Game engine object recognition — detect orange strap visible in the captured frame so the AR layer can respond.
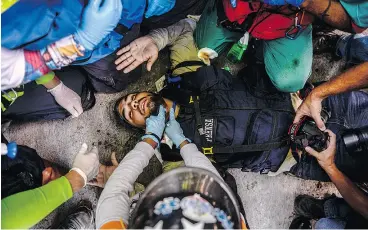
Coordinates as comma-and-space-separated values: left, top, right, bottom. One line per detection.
100, 220, 127, 229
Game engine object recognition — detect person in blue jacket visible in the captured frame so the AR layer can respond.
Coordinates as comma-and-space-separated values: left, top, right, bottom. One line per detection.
2, 0, 177, 92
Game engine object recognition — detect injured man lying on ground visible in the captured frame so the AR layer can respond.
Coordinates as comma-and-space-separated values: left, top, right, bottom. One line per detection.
113, 18, 368, 182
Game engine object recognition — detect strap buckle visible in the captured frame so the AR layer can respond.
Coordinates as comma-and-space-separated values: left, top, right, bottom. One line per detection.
202, 147, 214, 155
285, 24, 303, 40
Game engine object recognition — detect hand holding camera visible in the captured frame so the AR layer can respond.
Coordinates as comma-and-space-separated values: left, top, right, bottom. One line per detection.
305, 130, 337, 173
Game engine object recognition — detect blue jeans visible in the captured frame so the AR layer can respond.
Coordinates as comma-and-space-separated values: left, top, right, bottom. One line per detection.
290, 90, 368, 182
336, 34, 368, 64
315, 197, 368, 229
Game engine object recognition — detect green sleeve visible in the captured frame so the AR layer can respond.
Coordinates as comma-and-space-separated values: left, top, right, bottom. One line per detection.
1, 176, 73, 229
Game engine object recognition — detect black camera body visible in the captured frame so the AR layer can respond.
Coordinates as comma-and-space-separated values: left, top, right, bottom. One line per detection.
289, 109, 331, 152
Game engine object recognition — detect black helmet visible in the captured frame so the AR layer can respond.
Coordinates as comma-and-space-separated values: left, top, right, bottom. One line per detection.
130, 167, 242, 229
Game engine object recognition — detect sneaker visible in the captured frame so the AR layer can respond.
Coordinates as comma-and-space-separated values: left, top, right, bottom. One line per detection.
57, 202, 95, 229
313, 33, 340, 55
294, 195, 325, 219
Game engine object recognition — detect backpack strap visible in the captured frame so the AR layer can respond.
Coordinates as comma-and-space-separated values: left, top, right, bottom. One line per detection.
210, 138, 289, 154
168, 61, 205, 76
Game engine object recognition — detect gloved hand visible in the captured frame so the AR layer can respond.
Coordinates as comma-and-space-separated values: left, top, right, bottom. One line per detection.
145, 0, 176, 18
75, 0, 123, 50
142, 106, 166, 145
71, 143, 99, 186
230, 0, 237, 8
48, 81, 83, 118
164, 108, 189, 148
262, 0, 305, 7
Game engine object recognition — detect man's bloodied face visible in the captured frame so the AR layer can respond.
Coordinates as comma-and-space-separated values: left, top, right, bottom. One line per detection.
117, 92, 166, 128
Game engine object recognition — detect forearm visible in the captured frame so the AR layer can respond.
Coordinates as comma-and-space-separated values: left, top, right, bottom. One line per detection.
147, 18, 196, 51
1, 176, 73, 229
96, 141, 156, 228
325, 165, 368, 219
21, 35, 85, 86
180, 143, 222, 179
301, 0, 351, 31
312, 62, 368, 100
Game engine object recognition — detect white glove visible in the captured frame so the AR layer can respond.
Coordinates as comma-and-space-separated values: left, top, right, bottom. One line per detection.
71, 143, 99, 186
48, 81, 83, 117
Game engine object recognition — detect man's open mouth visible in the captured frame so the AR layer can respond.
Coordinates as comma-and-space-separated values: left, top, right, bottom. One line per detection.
139, 97, 148, 114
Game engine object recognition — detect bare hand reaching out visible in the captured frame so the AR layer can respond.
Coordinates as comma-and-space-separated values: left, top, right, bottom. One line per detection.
115, 36, 159, 73
294, 91, 326, 131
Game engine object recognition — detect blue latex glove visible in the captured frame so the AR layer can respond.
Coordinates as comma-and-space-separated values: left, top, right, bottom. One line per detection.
75, 0, 123, 50
262, 0, 305, 7
142, 106, 167, 145
145, 0, 176, 18
231, 0, 237, 8
164, 108, 189, 148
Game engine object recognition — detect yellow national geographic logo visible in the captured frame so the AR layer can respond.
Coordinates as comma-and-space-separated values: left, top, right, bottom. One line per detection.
1, 0, 18, 13
189, 96, 200, 104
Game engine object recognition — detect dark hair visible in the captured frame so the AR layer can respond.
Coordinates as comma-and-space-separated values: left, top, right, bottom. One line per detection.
1, 145, 45, 199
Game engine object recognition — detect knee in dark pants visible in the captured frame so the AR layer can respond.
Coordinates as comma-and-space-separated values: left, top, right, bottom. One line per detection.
55, 67, 96, 112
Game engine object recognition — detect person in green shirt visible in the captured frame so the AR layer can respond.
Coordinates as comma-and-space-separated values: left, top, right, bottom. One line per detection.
1, 143, 99, 229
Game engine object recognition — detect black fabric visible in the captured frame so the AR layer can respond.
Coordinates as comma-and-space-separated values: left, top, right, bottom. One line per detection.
161, 65, 294, 173
2, 67, 95, 122
1, 145, 45, 199
140, 0, 207, 33
290, 90, 368, 182
83, 24, 142, 93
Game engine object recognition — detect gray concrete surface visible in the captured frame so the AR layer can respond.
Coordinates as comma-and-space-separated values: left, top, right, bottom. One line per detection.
4, 41, 350, 228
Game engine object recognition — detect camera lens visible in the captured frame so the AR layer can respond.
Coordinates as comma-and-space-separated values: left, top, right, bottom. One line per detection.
342, 126, 368, 153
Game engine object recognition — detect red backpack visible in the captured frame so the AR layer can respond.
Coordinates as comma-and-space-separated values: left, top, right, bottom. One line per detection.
223, 0, 314, 40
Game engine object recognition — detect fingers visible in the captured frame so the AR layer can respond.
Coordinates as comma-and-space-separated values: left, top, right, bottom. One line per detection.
89, 146, 99, 156
90, 0, 102, 10
78, 143, 88, 155
73, 100, 84, 118
116, 56, 136, 71
116, 45, 131, 56
146, 53, 158, 72
115, 51, 132, 66
305, 146, 319, 158
311, 110, 326, 131
325, 129, 336, 148
158, 105, 166, 118
68, 106, 80, 118
169, 108, 175, 121
293, 110, 304, 124
123, 60, 142, 73
111, 152, 119, 166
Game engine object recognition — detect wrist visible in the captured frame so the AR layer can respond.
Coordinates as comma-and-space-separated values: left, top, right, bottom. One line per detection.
142, 138, 158, 149
310, 87, 326, 102
36, 71, 56, 85
65, 170, 85, 193
300, 0, 312, 8
179, 140, 190, 149
69, 168, 87, 187
43, 75, 61, 90
323, 163, 339, 176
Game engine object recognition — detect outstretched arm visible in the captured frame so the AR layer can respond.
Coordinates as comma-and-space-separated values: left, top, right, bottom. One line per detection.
294, 62, 368, 130
115, 18, 196, 73
300, 0, 352, 31
96, 141, 157, 228
96, 106, 166, 229
306, 130, 368, 219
